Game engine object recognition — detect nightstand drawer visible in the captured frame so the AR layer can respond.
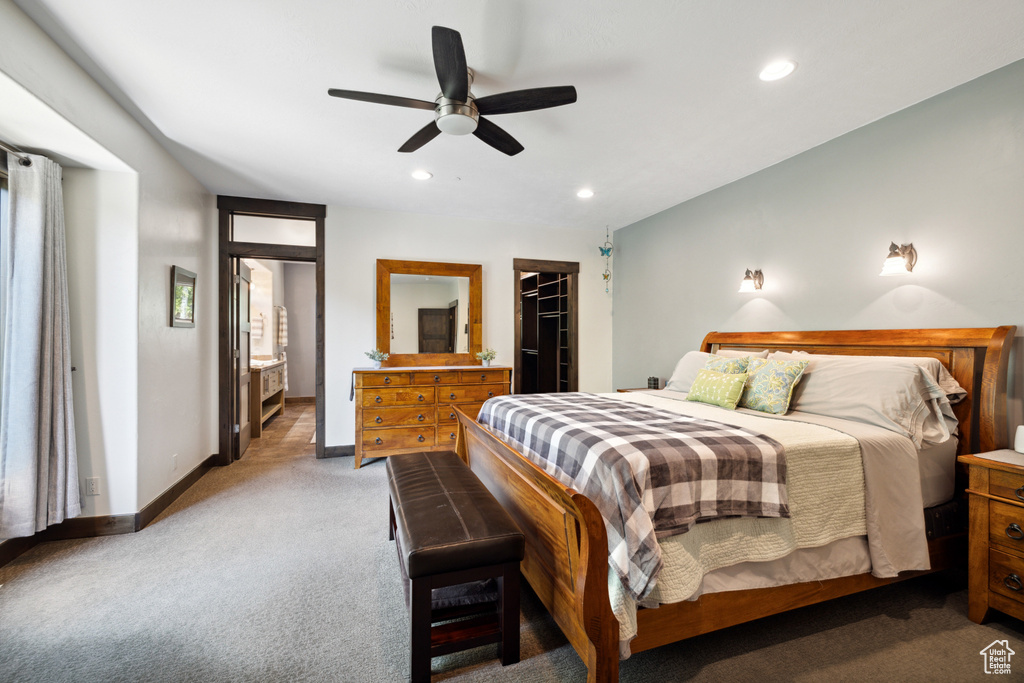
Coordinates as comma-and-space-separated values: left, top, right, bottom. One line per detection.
362, 406, 435, 429
989, 500, 1024, 553
362, 426, 435, 452
991, 469, 1024, 503
361, 373, 411, 388
989, 548, 1024, 605
361, 387, 435, 407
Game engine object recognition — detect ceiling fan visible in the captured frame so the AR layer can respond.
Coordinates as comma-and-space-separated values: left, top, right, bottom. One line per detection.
328, 26, 577, 156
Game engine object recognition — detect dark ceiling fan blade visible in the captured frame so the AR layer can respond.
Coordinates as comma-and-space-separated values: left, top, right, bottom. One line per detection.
328, 89, 436, 111
475, 86, 578, 115
473, 117, 524, 156
398, 121, 442, 153
432, 26, 468, 102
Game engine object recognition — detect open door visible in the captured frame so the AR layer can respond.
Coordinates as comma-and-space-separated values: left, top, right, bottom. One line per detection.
418, 308, 451, 352
236, 260, 252, 458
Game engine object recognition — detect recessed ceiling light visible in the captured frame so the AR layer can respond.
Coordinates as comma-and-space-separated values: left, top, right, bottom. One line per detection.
759, 60, 797, 82
576, 188, 594, 199
411, 169, 432, 180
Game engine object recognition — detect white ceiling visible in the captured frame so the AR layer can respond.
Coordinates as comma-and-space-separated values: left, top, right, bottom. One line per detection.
14, 0, 1024, 231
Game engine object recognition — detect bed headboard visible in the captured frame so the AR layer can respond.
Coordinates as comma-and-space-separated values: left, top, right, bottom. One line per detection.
699, 327, 1016, 455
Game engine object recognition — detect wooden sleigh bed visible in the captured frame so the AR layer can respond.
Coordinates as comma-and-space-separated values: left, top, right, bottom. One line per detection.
454, 327, 1016, 683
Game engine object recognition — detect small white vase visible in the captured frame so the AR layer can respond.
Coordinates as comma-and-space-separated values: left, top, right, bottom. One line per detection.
481, 359, 491, 367
372, 360, 381, 369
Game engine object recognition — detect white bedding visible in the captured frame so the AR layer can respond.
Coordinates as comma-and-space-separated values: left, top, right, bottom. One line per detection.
605, 390, 933, 653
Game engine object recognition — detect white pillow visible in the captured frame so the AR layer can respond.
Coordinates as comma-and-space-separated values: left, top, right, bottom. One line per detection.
665, 351, 710, 392
771, 351, 956, 446
716, 348, 770, 359
770, 351, 966, 403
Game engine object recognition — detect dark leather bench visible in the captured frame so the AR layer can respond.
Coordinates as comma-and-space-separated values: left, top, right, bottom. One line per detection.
387, 450, 524, 682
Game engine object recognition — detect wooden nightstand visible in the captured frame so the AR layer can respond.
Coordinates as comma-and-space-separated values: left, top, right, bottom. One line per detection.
960, 451, 1024, 624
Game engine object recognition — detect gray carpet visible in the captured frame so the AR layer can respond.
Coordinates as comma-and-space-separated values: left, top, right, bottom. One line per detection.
1, 452, 1022, 682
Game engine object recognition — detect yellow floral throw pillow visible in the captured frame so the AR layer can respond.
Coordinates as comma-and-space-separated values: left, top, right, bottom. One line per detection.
739, 358, 810, 414
704, 354, 750, 374
686, 369, 749, 410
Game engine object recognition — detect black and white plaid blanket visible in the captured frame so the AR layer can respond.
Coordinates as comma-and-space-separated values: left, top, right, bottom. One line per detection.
478, 393, 789, 600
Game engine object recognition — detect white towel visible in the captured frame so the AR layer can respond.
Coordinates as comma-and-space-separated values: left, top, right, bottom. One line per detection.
251, 312, 264, 340
281, 352, 289, 392
277, 307, 288, 347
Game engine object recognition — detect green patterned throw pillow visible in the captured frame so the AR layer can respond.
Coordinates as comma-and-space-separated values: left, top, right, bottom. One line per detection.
704, 354, 751, 374
686, 369, 749, 410
739, 358, 810, 414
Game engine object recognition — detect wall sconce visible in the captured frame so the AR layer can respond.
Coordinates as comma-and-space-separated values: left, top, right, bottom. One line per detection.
738, 269, 763, 293
880, 242, 917, 276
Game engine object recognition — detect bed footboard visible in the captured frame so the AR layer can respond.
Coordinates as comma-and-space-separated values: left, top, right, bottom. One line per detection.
456, 409, 619, 683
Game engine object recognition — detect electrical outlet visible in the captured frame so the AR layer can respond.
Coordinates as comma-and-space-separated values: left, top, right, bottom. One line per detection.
86, 477, 100, 496
172, 454, 178, 471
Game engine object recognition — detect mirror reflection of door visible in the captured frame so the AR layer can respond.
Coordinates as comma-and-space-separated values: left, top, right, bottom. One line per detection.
236, 260, 252, 457
418, 308, 452, 353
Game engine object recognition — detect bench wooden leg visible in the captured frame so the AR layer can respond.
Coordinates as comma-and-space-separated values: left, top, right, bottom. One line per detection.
499, 561, 521, 665
410, 576, 432, 683
388, 496, 395, 541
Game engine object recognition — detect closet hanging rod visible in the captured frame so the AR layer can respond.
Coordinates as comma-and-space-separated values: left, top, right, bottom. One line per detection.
0, 139, 32, 166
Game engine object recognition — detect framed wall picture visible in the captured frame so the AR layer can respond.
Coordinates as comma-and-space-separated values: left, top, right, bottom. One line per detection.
171, 265, 197, 328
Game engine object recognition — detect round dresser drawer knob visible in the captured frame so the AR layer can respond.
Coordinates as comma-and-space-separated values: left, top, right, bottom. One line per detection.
1007, 523, 1024, 541
417, 394, 425, 402
450, 393, 456, 400
434, 375, 440, 382
374, 416, 383, 424
1016, 485, 1024, 502
481, 374, 487, 380
417, 435, 425, 442
384, 376, 391, 384
375, 396, 382, 403
417, 414, 425, 422
449, 432, 456, 440
374, 437, 382, 445
450, 413, 456, 420
488, 391, 494, 397
1005, 573, 1023, 592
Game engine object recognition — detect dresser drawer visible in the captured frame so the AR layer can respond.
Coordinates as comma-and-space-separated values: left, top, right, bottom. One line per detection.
362, 406, 435, 429
437, 426, 460, 446
989, 548, 1024, 605
362, 426, 436, 452
460, 370, 507, 384
412, 371, 460, 385
439, 403, 485, 423
360, 373, 411, 388
440, 384, 507, 404
990, 500, 1024, 553
361, 387, 435, 407
991, 469, 1024, 503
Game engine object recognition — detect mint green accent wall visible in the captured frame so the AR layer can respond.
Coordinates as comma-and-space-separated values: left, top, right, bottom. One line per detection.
614, 59, 1024, 435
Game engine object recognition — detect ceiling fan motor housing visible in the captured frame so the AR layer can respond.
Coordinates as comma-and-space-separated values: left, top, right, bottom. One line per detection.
435, 96, 479, 135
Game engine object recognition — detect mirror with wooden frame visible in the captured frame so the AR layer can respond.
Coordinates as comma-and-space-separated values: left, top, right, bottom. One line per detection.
376, 259, 482, 367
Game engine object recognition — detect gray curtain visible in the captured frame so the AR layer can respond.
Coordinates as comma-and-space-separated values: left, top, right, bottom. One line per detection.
0, 154, 80, 539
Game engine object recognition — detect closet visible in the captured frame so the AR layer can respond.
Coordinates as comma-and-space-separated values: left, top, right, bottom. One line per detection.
513, 259, 579, 394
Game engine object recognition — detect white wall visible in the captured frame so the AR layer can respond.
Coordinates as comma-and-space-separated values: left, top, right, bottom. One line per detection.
1, 0, 218, 514
613, 58, 1024, 441
283, 262, 316, 398
324, 206, 613, 447
61, 169, 139, 516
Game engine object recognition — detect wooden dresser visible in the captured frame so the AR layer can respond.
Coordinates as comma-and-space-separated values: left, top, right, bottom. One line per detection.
353, 365, 511, 469
251, 359, 286, 438
960, 451, 1024, 623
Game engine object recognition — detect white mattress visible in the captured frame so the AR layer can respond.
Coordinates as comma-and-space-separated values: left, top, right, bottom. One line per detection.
692, 436, 957, 598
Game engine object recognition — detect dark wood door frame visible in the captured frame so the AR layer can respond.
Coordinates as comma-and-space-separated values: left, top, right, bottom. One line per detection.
217, 195, 326, 463
512, 258, 579, 394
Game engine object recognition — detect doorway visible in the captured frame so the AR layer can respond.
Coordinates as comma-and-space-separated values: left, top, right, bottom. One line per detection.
217, 196, 326, 464
513, 258, 579, 394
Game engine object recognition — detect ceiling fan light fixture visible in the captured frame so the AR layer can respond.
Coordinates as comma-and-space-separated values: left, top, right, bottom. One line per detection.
759, 60, 797, 81
435, 98, 479, 135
